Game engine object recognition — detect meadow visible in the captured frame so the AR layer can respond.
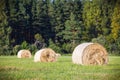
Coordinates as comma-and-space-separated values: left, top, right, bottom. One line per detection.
0, 55, 120, 80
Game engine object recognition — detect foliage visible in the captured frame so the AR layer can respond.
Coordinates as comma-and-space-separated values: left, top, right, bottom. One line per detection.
20, 41, 29, 49
13, 45, 21, 55
62, 43, 75, 54
0, 0, 12, 55
28, 44, 38, 55
12, 42, 37, 55
111, 0, 120, 40
34, 33, 44, 42
92, 35, 106, 46
107, 37, 120, 54
0, 0, 120, 55
48, 39, 61, 54
63, 12, 82, 45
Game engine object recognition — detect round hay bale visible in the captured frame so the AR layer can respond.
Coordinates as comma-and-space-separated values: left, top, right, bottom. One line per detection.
17, 50, 32, 58
34, 48, 58, 62
56, 53, 61, 58
72, 43, 108, 65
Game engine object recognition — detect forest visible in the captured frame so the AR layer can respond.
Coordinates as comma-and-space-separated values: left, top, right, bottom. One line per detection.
0, 0, 120, 55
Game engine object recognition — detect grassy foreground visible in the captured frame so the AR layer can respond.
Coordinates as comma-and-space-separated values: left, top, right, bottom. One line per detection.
0, 56, 120, 80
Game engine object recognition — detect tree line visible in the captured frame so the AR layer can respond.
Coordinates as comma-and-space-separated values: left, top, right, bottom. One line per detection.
0, 0, 120, 55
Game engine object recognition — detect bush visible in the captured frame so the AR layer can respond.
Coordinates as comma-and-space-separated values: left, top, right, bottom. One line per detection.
12, 41, 38, 55
92, 35, 106, 46
0, 45, 12, 55
48, 39, 61, 54
62, 43, 75, 54
107, 37, 120, 55
29, 44, 38, 55
13, 45, 21, 55
20, 41, 29, 49
92, 35, 120, 55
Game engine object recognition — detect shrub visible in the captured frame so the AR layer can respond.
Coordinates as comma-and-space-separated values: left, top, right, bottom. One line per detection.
92, 35, 106, 46
13, 45, 21, 55
21, 41, 29, 49
48, 39, 61, 54
29, 44, 38, 55
0, 45, 12, 55
62, 43, 74, 54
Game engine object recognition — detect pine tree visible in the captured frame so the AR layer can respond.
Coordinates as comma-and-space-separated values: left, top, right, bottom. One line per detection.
23, 0, 34, 43
47, 0, 56, 40
63, 12, 82, 45
0, 0, 12, 55
8, 0, 26, 45
9, 0, 36, 45
73, 0, 83, 21
62, 0, 73, 20
53, 0, 65, 44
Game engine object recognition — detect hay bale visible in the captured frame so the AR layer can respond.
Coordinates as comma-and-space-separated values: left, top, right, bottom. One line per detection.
56, 53, 61, 58
34, 48, 59, 62
17, 50, 32, 58
72, 43, 108, 65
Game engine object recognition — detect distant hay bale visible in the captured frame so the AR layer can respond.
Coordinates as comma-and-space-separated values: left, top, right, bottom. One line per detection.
72, 43, 108, 65
17, 50, 32, 58
55, 53, 61, 61
34, 48, 59, 62
56, 53, 61, 58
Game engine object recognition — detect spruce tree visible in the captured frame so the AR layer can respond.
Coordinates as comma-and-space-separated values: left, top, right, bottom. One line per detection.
54, 0, 65, 44
63, 12, 82, 45
0, 0, 12, 55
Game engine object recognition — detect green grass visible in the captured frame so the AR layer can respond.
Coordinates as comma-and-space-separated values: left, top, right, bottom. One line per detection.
0, 56, 120, 80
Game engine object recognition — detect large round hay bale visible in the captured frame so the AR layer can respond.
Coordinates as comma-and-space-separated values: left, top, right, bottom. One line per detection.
17, 50, 32, 58
34, 48, 58, 62
72, 43, 108, 65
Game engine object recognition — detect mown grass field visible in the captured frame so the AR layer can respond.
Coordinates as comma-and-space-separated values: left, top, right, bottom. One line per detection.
0, 56, 120, 80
